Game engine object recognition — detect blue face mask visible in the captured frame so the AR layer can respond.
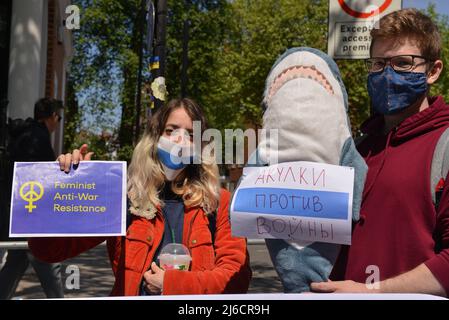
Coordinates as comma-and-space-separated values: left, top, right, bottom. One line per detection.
157, 135, 196, 181
367, 66, 428, 115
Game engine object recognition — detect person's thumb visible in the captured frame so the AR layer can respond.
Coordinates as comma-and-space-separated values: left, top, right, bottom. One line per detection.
79, 144, 89, 154
79, 144, 94, 160
84, 152, 94, 161
151, 262, 162, 273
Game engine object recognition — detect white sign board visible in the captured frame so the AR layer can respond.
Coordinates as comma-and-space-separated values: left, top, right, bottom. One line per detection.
328, 0, 402, 59
230, 161, 354, 245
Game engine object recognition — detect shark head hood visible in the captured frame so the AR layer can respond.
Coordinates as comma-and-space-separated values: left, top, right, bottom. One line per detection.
243, 47, 367, 293
258, 47, 351, 166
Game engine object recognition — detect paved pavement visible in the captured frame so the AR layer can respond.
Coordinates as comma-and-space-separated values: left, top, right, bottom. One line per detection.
11, 243, 283, 299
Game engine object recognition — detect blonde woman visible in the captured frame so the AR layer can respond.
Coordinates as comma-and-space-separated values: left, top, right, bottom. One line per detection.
29, 98, 252, 295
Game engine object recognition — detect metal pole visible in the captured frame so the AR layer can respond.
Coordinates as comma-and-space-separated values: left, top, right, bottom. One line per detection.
180, 1, 190, 98
0, 241, 29, 250
153, 0, 167, 111
134, 0, 146, 144
247, 239, 265, 245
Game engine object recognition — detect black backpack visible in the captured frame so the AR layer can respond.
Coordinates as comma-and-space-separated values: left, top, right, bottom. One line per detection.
0, 118, 32, 240
430, 127, 449, 210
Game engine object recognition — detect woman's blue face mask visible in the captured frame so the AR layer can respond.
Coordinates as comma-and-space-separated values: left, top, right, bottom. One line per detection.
157, 135, 196, 181
367, 66, 428, 115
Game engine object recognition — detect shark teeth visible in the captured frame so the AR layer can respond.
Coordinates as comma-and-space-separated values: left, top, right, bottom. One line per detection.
267, 65, 335, 101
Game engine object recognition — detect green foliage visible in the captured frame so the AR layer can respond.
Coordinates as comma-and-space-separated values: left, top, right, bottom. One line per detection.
165, 0, 449, 136
336, 59, 371, 136
425, 4, 449, 103
165, 0, 232, 124
163, 0, 370, 135
69, 0, 143, 162
63, 78, 80, 152
66, 0, 449, 161
69, 129, 118, 160
202, 0, 329, 130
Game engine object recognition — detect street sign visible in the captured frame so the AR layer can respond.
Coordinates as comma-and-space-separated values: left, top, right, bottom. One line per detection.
328, 0, 402, 59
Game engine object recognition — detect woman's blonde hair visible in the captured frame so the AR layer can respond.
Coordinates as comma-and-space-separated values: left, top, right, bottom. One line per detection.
127, 98, 220, 219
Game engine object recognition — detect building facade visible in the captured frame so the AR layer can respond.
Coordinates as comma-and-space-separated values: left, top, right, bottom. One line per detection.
1, 0, 72, 154
0, 0, 73, 240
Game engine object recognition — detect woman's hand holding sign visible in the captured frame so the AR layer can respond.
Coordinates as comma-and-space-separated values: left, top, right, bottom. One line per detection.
58, 144, 94, 173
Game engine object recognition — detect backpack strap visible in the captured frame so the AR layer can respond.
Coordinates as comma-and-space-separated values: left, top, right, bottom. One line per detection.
356, 130, 449, 211
431, 127, 449, 210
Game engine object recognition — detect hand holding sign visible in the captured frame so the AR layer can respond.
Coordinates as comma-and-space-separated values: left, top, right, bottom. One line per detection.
58, 144, 94, 173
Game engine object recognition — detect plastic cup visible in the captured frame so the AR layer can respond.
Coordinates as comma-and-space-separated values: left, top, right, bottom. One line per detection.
158, 243, 191, 271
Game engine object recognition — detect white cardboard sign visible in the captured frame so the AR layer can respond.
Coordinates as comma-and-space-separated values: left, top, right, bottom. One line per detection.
230, 161, 354, 245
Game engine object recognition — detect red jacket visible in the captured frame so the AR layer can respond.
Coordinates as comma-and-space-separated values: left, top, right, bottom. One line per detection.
29, 189, 252, 295
331, 96, 449, 295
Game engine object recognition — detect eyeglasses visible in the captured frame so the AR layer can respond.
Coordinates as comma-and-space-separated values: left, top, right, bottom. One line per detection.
365, 55, 431, 73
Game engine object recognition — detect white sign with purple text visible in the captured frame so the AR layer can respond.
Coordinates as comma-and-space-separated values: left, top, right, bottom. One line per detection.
230, 161, 354, 245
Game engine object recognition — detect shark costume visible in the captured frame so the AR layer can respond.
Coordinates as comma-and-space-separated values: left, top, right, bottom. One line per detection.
243, 47, 368, 292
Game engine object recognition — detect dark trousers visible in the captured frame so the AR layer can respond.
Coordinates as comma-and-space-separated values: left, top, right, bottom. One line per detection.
0, 250, 64, 299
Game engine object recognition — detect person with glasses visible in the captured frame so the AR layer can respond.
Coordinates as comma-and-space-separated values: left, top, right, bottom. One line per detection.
312, 9, 449, 297
0, 98, 65, 299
